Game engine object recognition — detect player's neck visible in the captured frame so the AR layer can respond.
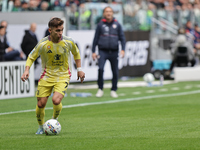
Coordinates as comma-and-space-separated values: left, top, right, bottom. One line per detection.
49, 35, 61, 43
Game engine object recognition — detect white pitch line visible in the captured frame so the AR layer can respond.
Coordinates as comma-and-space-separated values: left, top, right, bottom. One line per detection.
1, 90, 200, 116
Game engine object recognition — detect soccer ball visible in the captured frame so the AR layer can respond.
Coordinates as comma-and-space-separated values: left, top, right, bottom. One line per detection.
43, 119, 61, 135
143, 73, 155, 83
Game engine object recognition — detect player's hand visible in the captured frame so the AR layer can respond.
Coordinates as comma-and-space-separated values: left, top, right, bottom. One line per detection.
77, 71, 85, 83
21, 70, 29, 82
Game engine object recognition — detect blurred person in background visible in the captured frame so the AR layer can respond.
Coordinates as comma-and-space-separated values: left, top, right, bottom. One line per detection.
21, 1, 29, 11
92, 6, 126, 98
28, 0, 39, 11
21, 23, 39, 66
185, 20, 195, 44
194, 24, 200, 50
68, 3, 79, 30
0, 24, 22, 61
66, 0, 80, 6
52, 0, 65, 11
79, 3, 92, 30
38, 1, 51, 11
12, 0, 21, 11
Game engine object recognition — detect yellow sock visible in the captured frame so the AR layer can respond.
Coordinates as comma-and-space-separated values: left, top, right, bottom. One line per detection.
36, 105, 45, 125
53, 103, 62, 119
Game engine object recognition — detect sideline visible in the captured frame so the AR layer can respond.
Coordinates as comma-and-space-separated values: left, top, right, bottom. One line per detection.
1, 90, 200, 116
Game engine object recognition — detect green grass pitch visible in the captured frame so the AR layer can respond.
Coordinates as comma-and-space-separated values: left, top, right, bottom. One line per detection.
1, 80, 200, 150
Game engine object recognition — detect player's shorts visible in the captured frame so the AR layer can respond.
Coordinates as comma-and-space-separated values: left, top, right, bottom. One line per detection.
36, 79, 70, 97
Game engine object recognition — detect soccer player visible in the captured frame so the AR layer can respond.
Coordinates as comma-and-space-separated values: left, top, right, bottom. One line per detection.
21, 17, 85, 134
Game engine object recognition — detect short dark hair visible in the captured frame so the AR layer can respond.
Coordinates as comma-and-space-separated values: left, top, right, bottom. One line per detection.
48, 17, 64, 28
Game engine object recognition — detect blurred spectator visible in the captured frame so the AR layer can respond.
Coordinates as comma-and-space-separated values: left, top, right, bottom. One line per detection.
185, 20, 195, 44
179, 3, 192, 25
150, 0, 165, 9
0, 22, 22, 61
79, 3, 92, 29
28, 0, 39, 11
66, 0, 80, 6
123, 0, 136, 30
38, 1, 51, 11
12, 0, 22, 12
21, 1, 29, 11
194, 24, 200, 50
68, 3, 79, 30
21, 23, 39, 65
52, 0, 65, 11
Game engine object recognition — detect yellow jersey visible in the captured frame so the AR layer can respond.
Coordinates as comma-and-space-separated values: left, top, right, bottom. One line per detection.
26, 35, 81, 82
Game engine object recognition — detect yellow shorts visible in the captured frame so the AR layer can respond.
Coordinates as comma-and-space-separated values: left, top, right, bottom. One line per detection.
36, 79, 70, 97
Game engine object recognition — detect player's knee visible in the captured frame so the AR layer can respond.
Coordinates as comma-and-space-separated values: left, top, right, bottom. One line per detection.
37, 98, 47, 108
52, 97, 62, 105
37, 101, 46, 108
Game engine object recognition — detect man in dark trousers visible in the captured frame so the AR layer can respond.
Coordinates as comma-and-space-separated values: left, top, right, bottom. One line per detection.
21, 23, 38, 65
92, 6, 126, 98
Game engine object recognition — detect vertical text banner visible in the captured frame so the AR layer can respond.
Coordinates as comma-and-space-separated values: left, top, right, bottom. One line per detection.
0, 61, 35, 100
118, 31, 151, 77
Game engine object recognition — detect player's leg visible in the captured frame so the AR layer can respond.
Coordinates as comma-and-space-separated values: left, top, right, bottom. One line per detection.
52, 81, 69, 119
52, 92, 64, 119
36, 97, 48, 126
35, 79, 54, 134
35, 97, 48, 134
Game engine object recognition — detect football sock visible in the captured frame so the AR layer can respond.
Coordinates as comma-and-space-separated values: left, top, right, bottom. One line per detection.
36, 105, 45, 126
53, 103, 62, 119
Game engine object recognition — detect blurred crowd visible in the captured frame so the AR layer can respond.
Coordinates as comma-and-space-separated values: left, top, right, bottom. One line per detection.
0, 0, 122, 12
123, 0, 200, 31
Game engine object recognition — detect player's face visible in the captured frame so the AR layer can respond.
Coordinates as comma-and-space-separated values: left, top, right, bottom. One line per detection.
50, 25, 64, 42
103, 7, 113, 21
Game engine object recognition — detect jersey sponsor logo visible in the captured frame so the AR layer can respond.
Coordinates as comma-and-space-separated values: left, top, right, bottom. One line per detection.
54, 54, 61, 60
47, 45, 51, 49
47, 50, 52, 53
52, 54, 63, 66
